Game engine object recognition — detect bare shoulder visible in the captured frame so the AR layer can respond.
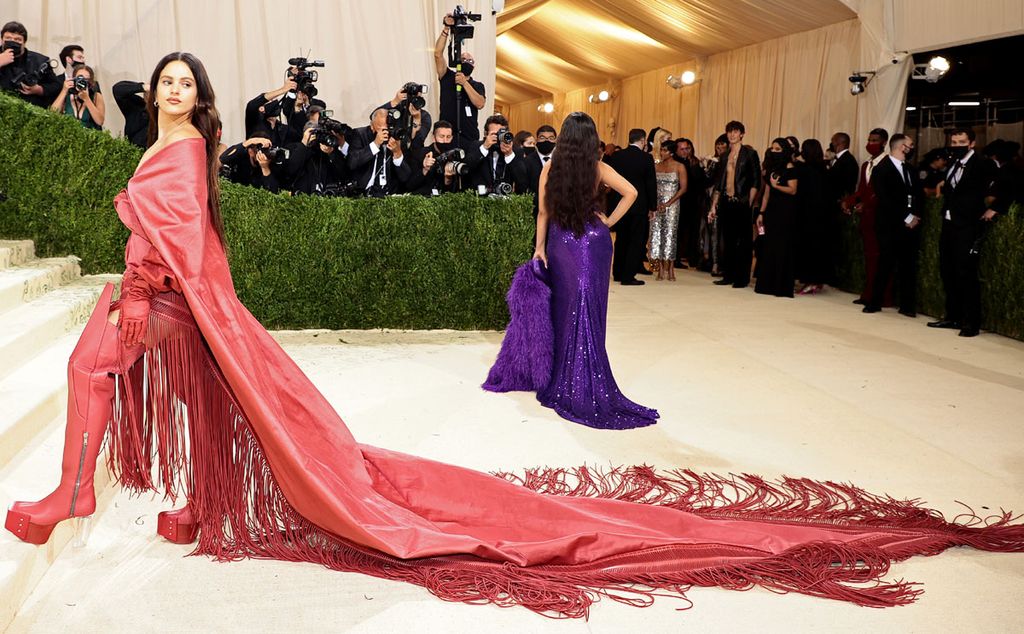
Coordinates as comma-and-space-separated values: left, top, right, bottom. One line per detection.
167, 125, 204, 143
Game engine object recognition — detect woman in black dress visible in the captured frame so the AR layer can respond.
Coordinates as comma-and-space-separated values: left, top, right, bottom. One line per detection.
754, 138, 799, 297
795, 139, 831, 294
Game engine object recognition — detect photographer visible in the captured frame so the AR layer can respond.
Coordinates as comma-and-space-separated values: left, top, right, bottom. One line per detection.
469, 114, 528, 196
347, 108, 413, 196
378, 82, 432, 149
0, 21, 61, 108
286, 118, 353, 196
50, 63, 104, 129
434, 10, 486, 150
244, 80, 301, 147
112, 80, 149, 147
218, 130, 284, 194
406, 120, 469, 195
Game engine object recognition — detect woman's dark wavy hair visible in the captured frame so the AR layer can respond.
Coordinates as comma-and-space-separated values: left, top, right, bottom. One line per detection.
546, 112, 601, 236
801, 138, 825, 166
146, 52, 225, 245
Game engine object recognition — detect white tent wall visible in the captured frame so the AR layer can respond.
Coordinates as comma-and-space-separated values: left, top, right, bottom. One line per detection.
1, 0, 498, 146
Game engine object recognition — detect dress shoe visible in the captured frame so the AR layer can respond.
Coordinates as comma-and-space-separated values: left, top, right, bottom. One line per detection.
621, 279, 645, 286
731, 282, 749, 289
898, 309, 917, 318
958, 327, 980, 337
713, 279, 733, 286
862, 305, 881, 313
927, 319, 960, 329
852, 298, 865, 305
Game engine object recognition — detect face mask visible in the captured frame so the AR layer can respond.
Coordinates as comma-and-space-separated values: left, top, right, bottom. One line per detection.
827, 144, 835, 153
434, 141, 452, 154
522, 146, 537, 156
866, 141, 884, 156
460, 61, 474, 76
2, 40, 23, 56
536, 140, 555, 155
903, 147, 916, 160
948, 146, 969, 160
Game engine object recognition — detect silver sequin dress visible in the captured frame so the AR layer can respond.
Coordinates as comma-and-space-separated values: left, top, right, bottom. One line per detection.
650, 170, 680, 261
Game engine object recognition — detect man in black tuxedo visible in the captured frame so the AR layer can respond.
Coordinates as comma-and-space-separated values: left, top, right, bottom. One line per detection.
708, 121, 761, 288
863, 134, 922, 316
605, 128, 657, 285
468, 114, 528, 195
927, 128, 998, 337
827, 132, 859, 201
347, 108, 413, 196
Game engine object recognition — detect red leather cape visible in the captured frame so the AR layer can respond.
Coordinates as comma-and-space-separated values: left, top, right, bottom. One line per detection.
108, 138, 1021, 618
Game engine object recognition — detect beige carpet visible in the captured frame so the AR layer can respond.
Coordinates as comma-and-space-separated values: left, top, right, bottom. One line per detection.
8, 270, 1024, 633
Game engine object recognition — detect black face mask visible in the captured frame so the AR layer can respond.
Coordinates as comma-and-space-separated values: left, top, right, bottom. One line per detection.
433, 141, 452, 154
827, 143, 835, 153
903, 147, 916, 160
536, 140, 555, 155
460, 61, 474, 76
948, 146, 969, 160
522, 146, 537, 156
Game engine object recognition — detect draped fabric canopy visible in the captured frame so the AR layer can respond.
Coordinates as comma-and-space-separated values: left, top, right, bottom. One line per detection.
495, 0, 857, 104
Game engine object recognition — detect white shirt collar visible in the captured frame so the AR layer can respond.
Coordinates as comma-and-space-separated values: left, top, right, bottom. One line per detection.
835, 148, 848, 159
888, 155, 905, 169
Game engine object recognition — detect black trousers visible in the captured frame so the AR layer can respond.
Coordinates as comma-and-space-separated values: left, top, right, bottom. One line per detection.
869, 227, 919, 312
720, 198, 754, 286
612, 210, 646, 281
939, 220, 983, 328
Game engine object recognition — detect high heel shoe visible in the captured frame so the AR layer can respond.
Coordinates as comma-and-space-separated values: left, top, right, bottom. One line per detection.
157, 506, 199, 544
5, 285, 118, 546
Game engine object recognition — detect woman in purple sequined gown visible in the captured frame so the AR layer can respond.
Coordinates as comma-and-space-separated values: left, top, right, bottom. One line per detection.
533, 113, 659, 429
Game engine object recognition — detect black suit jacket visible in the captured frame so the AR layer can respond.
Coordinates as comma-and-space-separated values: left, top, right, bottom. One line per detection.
605, 145, 657, 218
112, 81, 149, 148
827, 150, 859, 202
346, 125, 413, 194
871, 157, 921, 239
714, 144, 761, 201
943, 153, 997, 226
468, 145, 529, 194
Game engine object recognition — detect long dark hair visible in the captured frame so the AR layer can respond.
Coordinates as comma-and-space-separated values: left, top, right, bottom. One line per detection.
145, 52, 225, 245
546, 112, 600, 236
800, 138, 825, 167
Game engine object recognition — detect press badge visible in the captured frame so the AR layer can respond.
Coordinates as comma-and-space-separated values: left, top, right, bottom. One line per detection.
465, 105, 472, 117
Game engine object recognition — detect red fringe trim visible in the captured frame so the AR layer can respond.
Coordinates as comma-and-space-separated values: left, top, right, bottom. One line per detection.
104, 292, 1024, 619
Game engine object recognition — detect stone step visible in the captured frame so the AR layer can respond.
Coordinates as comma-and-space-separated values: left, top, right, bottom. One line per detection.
0, 275, 120, 384
0, 413, 116, 631
0, 330, 82, 472
0, 257, 82, 317
0, 240, 36, 270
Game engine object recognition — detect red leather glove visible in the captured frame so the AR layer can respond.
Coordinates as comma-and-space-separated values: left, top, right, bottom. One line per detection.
118, 270, 156, 346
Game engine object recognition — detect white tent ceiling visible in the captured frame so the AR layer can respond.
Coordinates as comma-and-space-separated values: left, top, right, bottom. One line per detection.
495, 0, 857, 104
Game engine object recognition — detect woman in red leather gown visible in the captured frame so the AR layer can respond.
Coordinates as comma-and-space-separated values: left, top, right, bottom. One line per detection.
5, 53, 1023, 619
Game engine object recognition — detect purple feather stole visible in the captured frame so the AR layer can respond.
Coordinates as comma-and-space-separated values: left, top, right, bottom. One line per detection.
483, 259, 553, 392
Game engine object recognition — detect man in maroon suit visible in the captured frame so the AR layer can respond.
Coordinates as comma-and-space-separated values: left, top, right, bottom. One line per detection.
842, 128, 892, 305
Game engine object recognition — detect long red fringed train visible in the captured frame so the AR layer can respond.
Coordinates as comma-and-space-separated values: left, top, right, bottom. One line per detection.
102, 291, 1024, 619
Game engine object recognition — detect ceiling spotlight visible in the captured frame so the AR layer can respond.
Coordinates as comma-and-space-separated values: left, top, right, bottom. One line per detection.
666, 74, 683, 89
680, 70, 696, 85
912, 56, 951, 83
848, 71, 875, 95
598, 90, 610, 101
536, 102, 554, 113
928, 56, 950, 72
588, 94, 596, 103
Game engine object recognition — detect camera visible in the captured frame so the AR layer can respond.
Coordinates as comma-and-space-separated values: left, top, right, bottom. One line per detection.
319, 114, 351, 137
450, 5, 482, 41
261, 146, 289, 163
10, 58, 58, 88
262, 98, 283, 117
401, 82, 427, 110
494, 181, 514, 196
433, 148, 469, 176
311, 128, 340, 149
72, 75, 90, 93
496, 127, 514, 145
287, 56, 325, 98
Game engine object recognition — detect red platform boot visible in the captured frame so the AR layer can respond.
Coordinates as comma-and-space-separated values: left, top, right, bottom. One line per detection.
5, 285, 120, 545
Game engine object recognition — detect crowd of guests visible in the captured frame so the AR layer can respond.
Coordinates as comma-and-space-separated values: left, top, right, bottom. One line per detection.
592, 118, 1024, 338
5, 20, 1024, 336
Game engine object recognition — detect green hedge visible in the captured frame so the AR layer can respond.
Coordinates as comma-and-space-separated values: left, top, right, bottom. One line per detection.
834, 196, 1023, 341
0, 94, 533, 330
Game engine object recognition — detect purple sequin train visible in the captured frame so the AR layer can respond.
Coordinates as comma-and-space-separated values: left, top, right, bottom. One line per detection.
484, 220, 658, 430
